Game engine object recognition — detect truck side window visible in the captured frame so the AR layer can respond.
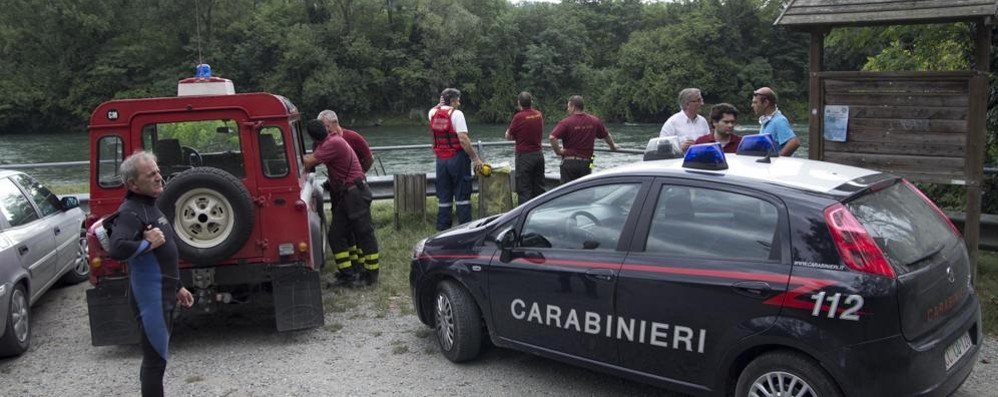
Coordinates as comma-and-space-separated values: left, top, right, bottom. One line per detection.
97, 135, 124, 188
259, 127, 289, 178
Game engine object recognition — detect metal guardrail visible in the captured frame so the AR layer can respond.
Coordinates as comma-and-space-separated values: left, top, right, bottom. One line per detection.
6, 141, 996, 251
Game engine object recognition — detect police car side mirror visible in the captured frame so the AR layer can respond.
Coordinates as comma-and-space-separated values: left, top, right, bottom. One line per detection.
495, 227, 516, 263
495, 227, 516, 250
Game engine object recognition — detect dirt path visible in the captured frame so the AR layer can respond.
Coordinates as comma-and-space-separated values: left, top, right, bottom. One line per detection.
1, 282, 993, 396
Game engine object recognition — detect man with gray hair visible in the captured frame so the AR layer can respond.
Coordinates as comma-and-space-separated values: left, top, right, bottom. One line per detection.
318, 109, 373, 172
108, 150, 193, 396
659, 88, 709, 152
317, 109, 375, 282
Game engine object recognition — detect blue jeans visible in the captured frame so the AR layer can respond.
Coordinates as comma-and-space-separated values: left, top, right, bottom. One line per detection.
435, 151, 473, 230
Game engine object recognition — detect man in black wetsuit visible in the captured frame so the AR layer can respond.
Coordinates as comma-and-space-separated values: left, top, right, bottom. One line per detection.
107, 151, 193, 397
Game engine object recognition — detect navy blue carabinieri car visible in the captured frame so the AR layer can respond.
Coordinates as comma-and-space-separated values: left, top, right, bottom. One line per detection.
409, 138, 979, 397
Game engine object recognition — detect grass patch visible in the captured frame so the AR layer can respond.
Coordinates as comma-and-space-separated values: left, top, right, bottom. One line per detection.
975, 251, 998, 335
414, 328, 433, 339
49, 183, 89, 196
373, 331, 382, 337
320, 199, 440, 317
324, 323, 343, 333
185, 375, 205, 383
390, 339, 410, 354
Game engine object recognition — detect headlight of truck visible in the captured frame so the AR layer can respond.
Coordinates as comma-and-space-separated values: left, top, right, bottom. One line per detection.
411, 238, 427, 260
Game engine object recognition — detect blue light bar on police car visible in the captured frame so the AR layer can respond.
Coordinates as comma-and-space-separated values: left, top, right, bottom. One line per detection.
682, 143, 728, 170
736, 133, 779, 157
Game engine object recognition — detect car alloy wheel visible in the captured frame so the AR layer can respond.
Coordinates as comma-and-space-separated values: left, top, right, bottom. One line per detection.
436, 293, 456, 351
748, 371, 815, 397
73, 233, 89, 276
736, 351, 841, 397
10, 287, 28, 344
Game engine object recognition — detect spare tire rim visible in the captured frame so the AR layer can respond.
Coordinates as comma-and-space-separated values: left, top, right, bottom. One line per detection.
11, 287, 28, 343
174, 187, 236, 249
435, 293, 455, 351
749, 371, 815, 397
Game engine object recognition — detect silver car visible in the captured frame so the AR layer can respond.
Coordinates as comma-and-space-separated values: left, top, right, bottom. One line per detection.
0, 170, 88, 357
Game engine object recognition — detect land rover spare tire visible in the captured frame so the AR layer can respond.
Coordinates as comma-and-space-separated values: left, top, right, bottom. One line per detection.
157, 167, 254, 264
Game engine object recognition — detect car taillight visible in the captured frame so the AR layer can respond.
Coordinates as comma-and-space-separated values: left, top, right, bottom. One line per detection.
824, 203, 895, 279
901, 179, 962, 238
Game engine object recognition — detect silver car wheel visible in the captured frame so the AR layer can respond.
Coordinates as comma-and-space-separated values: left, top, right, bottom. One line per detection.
749, 371, 815, 397
435, 293, 455, 351
10, 287, 28, 343
175, 187, 236, 249
73, 233, 89, 276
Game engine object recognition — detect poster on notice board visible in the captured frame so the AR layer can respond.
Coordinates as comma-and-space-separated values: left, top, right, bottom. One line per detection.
823, 105, 849, 142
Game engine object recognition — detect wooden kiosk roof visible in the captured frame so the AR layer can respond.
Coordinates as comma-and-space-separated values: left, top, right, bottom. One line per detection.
776, 0, 998, 27
771, 0, 995, 277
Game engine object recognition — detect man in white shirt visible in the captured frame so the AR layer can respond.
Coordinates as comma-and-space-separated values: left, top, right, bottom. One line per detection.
659, 88, 709, 152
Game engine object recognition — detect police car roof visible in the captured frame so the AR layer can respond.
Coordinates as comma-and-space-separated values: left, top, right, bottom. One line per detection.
602, 154, 883, 195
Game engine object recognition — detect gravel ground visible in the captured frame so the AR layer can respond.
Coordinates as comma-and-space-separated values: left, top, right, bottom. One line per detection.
1, 281, 995, 396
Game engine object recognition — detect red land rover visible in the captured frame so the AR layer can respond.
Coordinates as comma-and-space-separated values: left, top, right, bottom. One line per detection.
84, 73, 327, 346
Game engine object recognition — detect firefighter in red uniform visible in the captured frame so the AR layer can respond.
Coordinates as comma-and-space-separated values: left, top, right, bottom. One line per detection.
317, 109, 378, 284
549, 95, 618, 184
303, 119, 379, 287
504, 91, 545, 205
429, 88, 484, 231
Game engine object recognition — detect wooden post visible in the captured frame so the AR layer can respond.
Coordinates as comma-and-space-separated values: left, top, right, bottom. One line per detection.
966, 18, 991, 283
808, 29, 826, 160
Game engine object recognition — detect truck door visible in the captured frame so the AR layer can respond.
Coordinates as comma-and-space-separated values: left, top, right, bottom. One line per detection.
134, 113, 262, 263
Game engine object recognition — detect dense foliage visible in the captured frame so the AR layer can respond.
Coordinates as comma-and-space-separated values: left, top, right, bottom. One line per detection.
0, 0, 808, 133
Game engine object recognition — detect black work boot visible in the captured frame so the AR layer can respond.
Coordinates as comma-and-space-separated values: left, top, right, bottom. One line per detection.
363, 269, 379, 286
326, 268, 362, 289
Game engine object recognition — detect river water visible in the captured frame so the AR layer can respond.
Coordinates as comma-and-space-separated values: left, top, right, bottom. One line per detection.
0, 122, 808, 190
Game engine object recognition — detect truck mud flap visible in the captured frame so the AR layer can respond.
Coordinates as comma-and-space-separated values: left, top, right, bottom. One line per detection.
271, 266, 325, 332
86, 283, 140, 346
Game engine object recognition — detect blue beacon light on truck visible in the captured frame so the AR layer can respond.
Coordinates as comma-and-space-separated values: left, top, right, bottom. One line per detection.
682, 143, 728, 170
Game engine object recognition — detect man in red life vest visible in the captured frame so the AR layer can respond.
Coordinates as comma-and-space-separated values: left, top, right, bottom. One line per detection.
429, 88, 484, 231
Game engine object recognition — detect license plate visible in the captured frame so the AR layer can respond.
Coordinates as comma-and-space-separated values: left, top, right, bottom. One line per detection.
944, 332, 973, 370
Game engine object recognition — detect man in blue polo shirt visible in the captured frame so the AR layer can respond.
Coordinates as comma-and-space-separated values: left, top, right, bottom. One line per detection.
751, 87, 799, 156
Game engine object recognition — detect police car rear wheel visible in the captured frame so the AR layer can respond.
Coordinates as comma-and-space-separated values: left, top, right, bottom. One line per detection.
434, 281, 482, 363
736, 351, 841, 397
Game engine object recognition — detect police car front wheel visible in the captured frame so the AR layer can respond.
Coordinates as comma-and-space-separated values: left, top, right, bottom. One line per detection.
434, 280, 482, 363
735, 351, 842, 397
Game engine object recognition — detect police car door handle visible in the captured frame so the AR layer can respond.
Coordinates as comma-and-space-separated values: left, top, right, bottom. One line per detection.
586, 269, 615, 282
732, 281, 772, 298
